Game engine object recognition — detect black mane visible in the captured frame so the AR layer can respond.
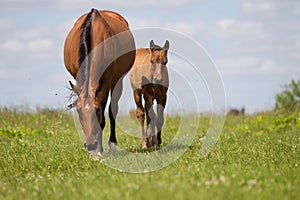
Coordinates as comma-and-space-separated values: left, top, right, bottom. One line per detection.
78, 8, 94, 98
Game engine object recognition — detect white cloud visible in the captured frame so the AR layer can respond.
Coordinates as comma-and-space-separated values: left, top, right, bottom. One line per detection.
218, 19, 235, 30
293, 34, 300, 50
215, 18, 268, 40
259, 60, 274, 73
0, 0, 51, 11
129, 18, 161, 29
294, 5, 300, 16
216, 56, 299, 77
2, 40, 25, 52
0, 0, 193, 11
0, 18, 11, 30
57, 0, 192, 8
0, 69, 9, 79
242, 1, 274, 13
1, 39, 53, 53
11, 26, 51, 40
27, 39, 53, 52
165, 21, 204, 37
0, 68, 29, 79
216, 56, 260, 76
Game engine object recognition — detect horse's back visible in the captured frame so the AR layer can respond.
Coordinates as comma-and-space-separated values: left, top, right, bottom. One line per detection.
130, 48, 151, 91
132, 48, 151, 68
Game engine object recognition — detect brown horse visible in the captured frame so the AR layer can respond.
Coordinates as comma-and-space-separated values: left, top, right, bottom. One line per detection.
228, 107, 245, 116
63, 9, 136, 157
130, 40, 169, 149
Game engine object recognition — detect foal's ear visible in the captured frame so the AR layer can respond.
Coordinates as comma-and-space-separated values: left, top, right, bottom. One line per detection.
150, 40, 155, 50
163, 40, 169, 51
69, 81, 79, 94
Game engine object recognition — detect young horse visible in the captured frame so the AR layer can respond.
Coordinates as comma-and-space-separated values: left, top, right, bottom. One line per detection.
64, 9, 136, 158
130, 40, 169, 149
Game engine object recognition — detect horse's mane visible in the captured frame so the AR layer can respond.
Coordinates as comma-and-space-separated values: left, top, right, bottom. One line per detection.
78, 9, 94, 98
78, 9, 112, 98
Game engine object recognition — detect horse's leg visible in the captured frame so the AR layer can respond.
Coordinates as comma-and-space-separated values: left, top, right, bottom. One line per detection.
133, 89, 146, 149
95, 87, 110, 154
108, 79, 123, 153
156, 94, 167, 147
144, 93, 158, 148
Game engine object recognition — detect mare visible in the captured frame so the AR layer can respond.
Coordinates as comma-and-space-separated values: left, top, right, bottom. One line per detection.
64, 9, 136, 158
130, 40, 169, 149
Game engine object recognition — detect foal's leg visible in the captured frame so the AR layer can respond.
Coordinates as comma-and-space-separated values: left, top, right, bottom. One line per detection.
144, 94, 158, 148
156, 94, 167, 147
108, 79, 123, 153
133, 89, 146, 149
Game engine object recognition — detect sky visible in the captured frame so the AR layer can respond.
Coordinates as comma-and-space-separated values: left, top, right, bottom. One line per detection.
0, 0, 299, 114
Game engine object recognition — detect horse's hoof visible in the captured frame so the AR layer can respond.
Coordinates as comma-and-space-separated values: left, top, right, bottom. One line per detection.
88, 150, 101, 160
109, 142, 118, 154
85, 142, 97, 151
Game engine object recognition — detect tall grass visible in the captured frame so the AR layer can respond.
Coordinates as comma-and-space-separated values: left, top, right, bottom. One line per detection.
0, 107, 299, 199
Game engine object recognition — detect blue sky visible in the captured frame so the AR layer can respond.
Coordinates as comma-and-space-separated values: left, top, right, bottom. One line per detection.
0, 0, 299, 114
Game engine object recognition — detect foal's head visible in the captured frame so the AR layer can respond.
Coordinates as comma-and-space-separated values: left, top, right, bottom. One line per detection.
149, 40, 169, 84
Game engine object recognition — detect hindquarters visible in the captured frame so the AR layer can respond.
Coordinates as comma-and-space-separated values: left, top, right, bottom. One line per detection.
64, 9, 135, 80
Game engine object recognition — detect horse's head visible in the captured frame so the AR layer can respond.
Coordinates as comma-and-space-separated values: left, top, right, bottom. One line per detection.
69, 81, 101, 148
149, 40, 169, 84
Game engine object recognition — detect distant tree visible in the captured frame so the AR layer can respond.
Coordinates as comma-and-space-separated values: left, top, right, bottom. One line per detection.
275, 79, 300, 110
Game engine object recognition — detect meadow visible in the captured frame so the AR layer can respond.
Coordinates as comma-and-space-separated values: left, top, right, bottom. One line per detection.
0, 107, 299, 199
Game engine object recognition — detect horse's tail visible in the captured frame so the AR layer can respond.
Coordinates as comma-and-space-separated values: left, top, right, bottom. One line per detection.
79, 8, 95, 97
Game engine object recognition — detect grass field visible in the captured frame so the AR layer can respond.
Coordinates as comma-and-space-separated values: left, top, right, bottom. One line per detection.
0, 107, 299, 199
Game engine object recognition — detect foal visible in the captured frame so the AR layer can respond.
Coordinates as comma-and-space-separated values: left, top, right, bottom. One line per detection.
130, 40, 170, 149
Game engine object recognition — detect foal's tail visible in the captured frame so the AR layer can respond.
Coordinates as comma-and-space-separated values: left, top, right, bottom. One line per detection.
79, 8, 96, 97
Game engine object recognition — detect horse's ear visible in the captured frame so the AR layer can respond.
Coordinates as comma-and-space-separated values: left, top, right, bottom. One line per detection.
69, 81, 79, 94
150, 40, 155, 50
163, 40, 169, 51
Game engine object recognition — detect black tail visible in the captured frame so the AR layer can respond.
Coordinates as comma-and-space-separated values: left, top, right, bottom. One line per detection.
79, 8, 95, 97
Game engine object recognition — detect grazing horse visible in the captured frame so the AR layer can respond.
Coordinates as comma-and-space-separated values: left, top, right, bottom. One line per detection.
63, 9, 136, 157
228, 107, 245, 116
130, 40, 169, 149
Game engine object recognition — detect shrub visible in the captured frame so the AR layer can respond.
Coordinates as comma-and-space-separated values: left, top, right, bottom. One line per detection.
275, 79, 300, 110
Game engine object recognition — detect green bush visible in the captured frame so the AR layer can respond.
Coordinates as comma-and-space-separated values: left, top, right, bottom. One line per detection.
275, 79, 300, 110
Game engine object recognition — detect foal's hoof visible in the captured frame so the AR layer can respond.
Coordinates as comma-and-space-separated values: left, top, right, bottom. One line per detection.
154, 145, 160, 151
141, 139, 147, 149
109, 142, 118, 154
88, 150, 101, 160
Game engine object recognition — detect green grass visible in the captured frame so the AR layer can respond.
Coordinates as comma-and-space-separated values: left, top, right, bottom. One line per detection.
0, 107, 300, 199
